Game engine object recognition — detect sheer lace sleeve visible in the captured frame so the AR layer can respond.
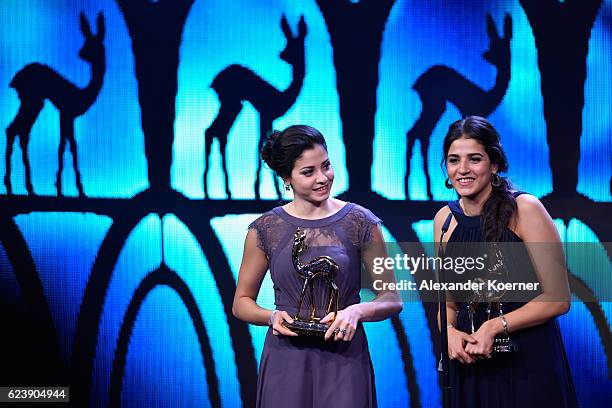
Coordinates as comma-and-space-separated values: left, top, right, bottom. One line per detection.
248, 211, 286, 258
248, 219, 267, 256
358, 206, 382, 246
341, 204, 382, 248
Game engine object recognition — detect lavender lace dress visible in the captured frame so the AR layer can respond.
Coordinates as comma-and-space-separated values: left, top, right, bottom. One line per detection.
248, 203, 381, 408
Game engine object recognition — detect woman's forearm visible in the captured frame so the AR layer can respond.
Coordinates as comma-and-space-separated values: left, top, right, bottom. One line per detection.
350, 291, 403, 322
232, 296, 273, 326
437, 305, 458, 331
484, 299, 570, 336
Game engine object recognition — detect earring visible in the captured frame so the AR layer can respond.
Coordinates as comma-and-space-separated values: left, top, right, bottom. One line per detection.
445, 178, 453, 189
491, 173, 502, 188
284, 182, 291, 191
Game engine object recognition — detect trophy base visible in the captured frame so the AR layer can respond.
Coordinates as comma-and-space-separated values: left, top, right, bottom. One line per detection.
492, 337, 519, 353
283, 319, 330, 337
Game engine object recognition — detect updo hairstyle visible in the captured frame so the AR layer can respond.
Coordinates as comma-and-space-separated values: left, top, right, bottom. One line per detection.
261, 125, 327, 179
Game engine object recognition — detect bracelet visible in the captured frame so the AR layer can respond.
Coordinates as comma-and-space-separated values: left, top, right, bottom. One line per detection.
268, 310, 278, 326
500, 315, 509, 337
446, 323, 454, 329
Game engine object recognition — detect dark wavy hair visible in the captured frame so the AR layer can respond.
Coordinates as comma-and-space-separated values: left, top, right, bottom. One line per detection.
261, 124, 327, 179
442, 116, 516, 242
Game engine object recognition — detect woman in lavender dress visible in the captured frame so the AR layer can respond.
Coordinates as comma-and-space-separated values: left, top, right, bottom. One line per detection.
233, 125, 402, 408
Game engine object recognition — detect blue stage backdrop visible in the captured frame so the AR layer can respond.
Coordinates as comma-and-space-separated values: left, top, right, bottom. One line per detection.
0, 1, 610, 407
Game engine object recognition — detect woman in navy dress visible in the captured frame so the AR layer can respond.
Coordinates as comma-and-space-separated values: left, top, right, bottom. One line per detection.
233, 125, 402, 407
434, 116, 578, 407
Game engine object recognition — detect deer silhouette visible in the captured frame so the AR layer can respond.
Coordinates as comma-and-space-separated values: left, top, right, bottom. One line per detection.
405, 14, 512, 200
4, 12, 105, 197
203, 15, 307, 200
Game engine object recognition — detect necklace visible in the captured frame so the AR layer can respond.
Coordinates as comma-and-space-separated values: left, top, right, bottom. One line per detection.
459, 199, 480, 217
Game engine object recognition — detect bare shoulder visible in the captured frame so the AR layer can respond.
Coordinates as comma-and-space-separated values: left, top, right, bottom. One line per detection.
515, 193, 548, 218
515, 193, 541, 206
433, 205, 452, 244
434, 205, 451, 225
514, 193, 557, 241
433, 205, 452, 235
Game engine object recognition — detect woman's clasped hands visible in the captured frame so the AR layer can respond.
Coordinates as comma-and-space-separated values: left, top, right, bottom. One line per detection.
448, 319, 498, 364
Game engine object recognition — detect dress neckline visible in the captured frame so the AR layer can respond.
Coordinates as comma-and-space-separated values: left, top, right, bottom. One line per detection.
274, 202, 354, 227
448, 199, 481, 228
448, 191, 526, 240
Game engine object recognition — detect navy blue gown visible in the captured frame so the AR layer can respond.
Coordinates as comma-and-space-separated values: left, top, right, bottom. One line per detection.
445, 193, 578, 408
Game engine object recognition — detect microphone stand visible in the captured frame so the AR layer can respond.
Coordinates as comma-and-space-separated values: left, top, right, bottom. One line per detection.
438, 214, 453, 408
